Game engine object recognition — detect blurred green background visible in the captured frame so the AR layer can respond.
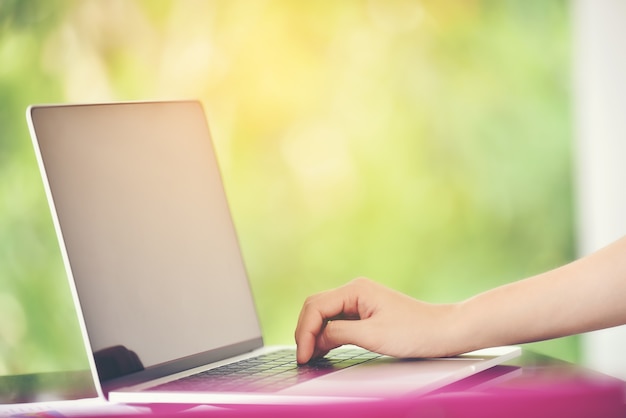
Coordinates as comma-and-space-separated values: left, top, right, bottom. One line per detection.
0, 0, 574, 375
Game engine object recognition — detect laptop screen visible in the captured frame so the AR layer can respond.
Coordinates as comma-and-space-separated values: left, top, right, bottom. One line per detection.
28, 101, 262, 376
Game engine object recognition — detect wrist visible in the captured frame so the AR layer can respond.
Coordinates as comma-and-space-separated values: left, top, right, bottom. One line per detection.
418, 302, 472, 357
441, 301, 480, 356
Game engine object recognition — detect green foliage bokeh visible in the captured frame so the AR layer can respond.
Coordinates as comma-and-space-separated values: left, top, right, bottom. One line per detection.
0, 0, 574, 375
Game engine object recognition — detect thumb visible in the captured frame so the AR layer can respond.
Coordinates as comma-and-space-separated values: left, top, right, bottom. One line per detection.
317, 319, 371, 353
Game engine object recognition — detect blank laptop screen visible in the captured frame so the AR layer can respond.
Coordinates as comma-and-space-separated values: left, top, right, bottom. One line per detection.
29, 101, 261, 371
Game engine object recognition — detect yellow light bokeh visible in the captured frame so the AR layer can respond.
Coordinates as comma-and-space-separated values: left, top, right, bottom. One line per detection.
0, 0, 575, 374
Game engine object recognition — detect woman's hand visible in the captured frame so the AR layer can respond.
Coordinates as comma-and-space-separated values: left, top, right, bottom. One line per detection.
294, 277, 458, 364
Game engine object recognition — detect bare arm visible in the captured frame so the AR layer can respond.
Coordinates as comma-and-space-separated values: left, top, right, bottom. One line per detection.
453, 235, 626, 352
294, 236, 626, 364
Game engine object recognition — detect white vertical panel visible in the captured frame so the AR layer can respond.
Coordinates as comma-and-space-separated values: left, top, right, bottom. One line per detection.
573, 0, 626, 380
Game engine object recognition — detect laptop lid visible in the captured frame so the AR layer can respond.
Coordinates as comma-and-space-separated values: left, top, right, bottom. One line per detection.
26, 101, 263, 395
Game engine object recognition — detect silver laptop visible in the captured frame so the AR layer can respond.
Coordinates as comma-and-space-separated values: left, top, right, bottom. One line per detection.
26, 100, 520, 405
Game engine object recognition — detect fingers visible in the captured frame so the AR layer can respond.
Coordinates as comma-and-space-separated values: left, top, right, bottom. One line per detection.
294, 291, 348, 364
295, 278, 373, 364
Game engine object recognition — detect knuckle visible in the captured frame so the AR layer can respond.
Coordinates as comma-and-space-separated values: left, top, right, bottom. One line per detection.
350, 276, 371, 288
302, 294, 317, 308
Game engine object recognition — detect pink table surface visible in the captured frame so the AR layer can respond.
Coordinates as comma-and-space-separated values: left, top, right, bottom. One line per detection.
2, 351, 624, 418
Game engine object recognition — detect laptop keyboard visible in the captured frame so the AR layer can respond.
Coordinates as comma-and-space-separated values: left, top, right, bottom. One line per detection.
149, 348, 381, 393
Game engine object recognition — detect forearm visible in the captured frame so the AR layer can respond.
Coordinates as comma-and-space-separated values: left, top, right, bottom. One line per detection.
448, 236, 626, 353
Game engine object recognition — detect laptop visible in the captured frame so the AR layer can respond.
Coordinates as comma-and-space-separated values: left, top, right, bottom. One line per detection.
26, 100, 520, 405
